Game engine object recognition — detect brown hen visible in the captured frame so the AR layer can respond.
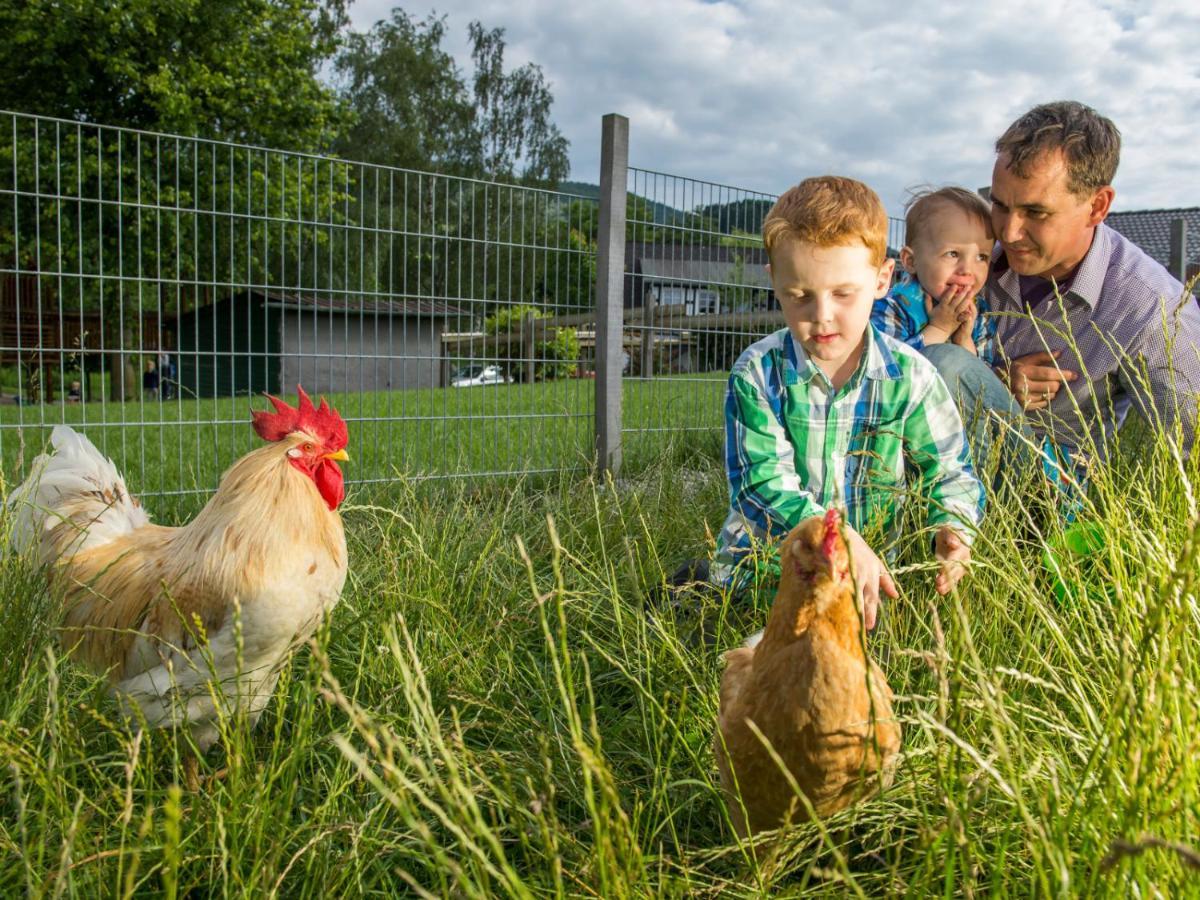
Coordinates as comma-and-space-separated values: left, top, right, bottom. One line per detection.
714, 509, 901, 836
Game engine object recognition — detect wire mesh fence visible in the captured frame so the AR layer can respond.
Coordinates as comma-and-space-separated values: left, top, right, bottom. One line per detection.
0, 109, 910, 498
618, 167, 778, 462
0, 110, 598, 498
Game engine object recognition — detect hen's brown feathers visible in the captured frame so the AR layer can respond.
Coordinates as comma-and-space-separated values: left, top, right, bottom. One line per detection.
714, 514, 901, 836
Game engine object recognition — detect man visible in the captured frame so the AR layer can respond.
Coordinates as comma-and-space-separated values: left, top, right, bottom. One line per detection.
926, 100, 1200, 475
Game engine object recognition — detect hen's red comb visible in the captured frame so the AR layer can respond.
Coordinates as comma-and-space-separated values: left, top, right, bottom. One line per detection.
821, 508, 842, 560
251, 385, 348, 450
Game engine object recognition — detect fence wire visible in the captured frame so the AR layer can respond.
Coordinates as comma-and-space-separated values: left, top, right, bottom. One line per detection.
0, 110, 597, 498
0, 109, 911, 499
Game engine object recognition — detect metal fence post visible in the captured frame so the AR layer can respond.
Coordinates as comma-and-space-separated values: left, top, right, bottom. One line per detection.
1169, 218, 1187, 284
595, 113, 628, 477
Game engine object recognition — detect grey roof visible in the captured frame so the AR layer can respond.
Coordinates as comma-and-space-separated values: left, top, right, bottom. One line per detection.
1105, 207, 1200, 268
626, 242, 772, 289
636, 257, 771, 288
255, 290, 467, 318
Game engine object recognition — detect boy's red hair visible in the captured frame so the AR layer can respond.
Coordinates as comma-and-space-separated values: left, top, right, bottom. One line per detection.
762, 176, 889, 268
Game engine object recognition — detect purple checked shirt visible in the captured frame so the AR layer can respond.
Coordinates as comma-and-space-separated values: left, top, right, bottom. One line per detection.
987, 222, 1200, 464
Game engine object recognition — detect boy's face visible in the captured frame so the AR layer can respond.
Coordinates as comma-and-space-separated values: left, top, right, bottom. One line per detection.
900, 204, 994, 300
769, 239, 893, 381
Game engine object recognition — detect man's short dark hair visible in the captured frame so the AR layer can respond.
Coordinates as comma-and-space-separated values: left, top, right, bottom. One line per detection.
995, 101, 1121, 197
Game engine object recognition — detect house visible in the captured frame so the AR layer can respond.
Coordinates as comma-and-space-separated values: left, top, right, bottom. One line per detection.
623, 242, 773, 314
0, 273, 170, 401
622, 239, 906, 314
172, 289, 466, 398
1106, 207, 1200, 282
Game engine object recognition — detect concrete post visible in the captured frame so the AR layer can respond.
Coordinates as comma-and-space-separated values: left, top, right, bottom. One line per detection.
595, 114, 628, 477
1169, 218, 1187, 284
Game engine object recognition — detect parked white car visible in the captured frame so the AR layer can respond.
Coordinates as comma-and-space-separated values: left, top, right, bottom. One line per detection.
450, 364, 511, 387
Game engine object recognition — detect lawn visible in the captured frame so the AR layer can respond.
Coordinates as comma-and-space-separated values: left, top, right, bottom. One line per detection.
0, 374, 727, 509
1, 415, 1198, 896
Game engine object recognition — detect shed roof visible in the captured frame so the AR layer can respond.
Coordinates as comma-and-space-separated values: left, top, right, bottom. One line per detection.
626, 242, 772, 289
257, 290, 467, 318
1106, 207, 1200, 268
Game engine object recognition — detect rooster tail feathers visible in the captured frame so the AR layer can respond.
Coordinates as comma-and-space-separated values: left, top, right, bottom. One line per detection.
6, 425, 149, 561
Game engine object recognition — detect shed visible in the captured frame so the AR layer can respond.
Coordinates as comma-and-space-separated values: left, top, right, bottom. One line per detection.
173, 290, 466, 398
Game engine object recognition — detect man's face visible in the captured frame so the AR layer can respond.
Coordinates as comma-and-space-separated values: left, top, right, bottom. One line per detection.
770, 239, 893, 382
989, 149, 1113, 281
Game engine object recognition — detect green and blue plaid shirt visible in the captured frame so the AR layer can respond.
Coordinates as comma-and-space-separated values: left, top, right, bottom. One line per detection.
711, 324, 985, 588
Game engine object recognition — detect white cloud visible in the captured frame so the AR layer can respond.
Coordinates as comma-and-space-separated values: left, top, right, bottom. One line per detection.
347, 0, 1200, 214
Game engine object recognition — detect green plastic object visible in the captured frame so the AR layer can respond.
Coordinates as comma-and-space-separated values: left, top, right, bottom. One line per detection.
1042, 522, 1109, 606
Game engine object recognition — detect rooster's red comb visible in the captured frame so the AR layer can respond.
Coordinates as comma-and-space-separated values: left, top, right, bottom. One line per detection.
251, 385, 348, 450
821, 508, 842, 560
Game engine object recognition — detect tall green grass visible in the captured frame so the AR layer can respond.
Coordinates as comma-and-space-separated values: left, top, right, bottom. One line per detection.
2, 425, 1198, 896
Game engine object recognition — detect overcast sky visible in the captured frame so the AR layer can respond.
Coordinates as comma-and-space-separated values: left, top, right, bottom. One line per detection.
346, 0, 1200, 216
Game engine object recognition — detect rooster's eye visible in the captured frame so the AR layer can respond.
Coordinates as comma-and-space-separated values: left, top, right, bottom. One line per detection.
303, 442, 315, 453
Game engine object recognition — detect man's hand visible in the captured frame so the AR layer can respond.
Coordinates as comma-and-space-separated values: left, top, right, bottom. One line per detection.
934, 526, 971, 595
997, 350, 1078, 410
922, 282, 975, 344
844, 525, 898, 631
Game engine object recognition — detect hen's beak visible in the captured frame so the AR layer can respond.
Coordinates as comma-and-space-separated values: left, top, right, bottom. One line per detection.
323, 449, 349, 462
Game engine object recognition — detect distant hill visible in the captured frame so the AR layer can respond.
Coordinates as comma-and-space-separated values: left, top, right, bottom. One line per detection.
558, 180, 600, 200
696, 198, 774, 237
560, 181, 775, 238
557, 180, 683, 228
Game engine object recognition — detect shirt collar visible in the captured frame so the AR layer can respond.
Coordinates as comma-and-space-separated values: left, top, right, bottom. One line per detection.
785, 324, 901, 388
989, 225, 1110, 311
891, 270, 924, 302
1065, 224, 1110, 310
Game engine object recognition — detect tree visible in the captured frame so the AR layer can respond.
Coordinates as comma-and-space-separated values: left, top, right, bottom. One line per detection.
332, 11, 476, 173
468, 22, 569, 185
0, 0, 356, 403
334, 13, 569, 186
330, 14, 575, 328
0, 0, 348, 151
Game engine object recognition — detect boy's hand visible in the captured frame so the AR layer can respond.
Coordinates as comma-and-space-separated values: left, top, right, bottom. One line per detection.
934, 526, 971, 595
951, 320, 977, 355
844, 525, 898, 630
922, 282, 974, 343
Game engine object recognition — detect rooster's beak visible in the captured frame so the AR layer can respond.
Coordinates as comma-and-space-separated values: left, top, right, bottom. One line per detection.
324, 449, 350, 462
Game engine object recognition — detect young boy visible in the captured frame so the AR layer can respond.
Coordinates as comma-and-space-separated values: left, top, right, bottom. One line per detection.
871, 186, 996, 362
710, 176, 984, 628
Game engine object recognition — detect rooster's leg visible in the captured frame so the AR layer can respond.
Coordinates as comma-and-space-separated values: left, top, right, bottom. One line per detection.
183, 753, 201, 793
181, 752, 229, 791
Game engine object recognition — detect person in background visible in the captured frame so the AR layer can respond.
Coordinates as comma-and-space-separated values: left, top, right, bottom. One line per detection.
158, 350, 176, 400
872, 186, 1026, 467
143, 359, 159, 399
